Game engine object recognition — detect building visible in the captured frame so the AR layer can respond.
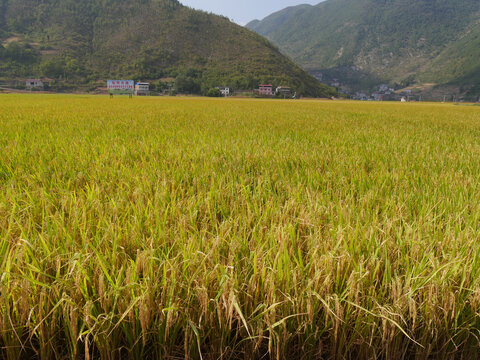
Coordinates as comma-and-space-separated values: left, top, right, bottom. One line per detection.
276, 86, 291, 97
26, 79, 44, 90
217, 87, 230, 97
258, 84, 273, 96
135, 82, 150, 96
372, 92, 383, 101
354, 92, 369, 101
379, 84, 389, 92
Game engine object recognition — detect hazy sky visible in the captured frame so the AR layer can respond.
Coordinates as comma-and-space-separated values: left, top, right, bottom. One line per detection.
179, 1, 320, 25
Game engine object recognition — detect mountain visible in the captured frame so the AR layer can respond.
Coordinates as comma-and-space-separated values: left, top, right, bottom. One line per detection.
0, 0, 336, 97
247, 0, 480, 95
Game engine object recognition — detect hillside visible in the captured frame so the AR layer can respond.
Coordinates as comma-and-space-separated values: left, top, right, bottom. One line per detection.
247, 0, 480, 95
0, 0, 336, 97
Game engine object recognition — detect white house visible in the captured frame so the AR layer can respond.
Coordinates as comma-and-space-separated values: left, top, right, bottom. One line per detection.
217, 87, 230, 97
135, 82, 150, 96
26, 79, 44, 90
276, 86, 291, 97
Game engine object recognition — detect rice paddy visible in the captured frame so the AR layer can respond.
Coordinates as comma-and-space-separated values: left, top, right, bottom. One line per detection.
1, 94, 480, 359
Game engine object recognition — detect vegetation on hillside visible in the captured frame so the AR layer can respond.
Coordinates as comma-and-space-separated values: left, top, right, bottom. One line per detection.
0, 0, 335, 97
2, 95, 480, 358
247, 0, 480, 93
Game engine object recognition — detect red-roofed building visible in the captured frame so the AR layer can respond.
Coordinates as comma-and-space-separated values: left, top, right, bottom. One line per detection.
26, 79, 44, 90
258, 84, 273, 96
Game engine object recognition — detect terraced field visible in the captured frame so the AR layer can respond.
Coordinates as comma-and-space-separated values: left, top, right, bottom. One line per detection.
1, 95, 480, 359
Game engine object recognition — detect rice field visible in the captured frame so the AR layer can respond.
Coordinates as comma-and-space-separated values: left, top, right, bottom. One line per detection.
1, 94, 480, 359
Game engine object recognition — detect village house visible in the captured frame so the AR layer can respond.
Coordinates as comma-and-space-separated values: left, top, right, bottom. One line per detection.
354, 92, 369, 101
135, 82, 150, 96
26, 79, 44, 90
258, 84, 273, 96
379, 84, 389, 92
372, 92, 383, 101
276, 86, 291, 97
217, 87, 230, 97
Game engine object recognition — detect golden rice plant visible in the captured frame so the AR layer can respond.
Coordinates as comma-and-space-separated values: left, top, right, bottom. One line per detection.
1, 94, 480, 359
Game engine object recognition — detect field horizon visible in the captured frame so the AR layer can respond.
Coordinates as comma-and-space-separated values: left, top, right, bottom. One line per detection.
1, 95, 480, 359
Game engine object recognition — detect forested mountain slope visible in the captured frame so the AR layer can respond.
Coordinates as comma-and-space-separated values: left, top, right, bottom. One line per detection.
247, 0, 480, 93
0, 0, 335, 96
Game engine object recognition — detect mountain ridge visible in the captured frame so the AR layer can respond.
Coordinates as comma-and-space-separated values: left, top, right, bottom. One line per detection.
247, 0, 480, 95
0, 0, 336, 97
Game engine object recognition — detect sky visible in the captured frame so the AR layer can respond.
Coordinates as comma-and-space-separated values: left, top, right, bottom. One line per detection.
179, 1, 320, 25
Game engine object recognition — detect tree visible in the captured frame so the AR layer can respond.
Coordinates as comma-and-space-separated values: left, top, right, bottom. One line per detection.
175, 75, 200, 94
4, 42, 38, 64
40, 59, 65, 78
206, 88, 221, 97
